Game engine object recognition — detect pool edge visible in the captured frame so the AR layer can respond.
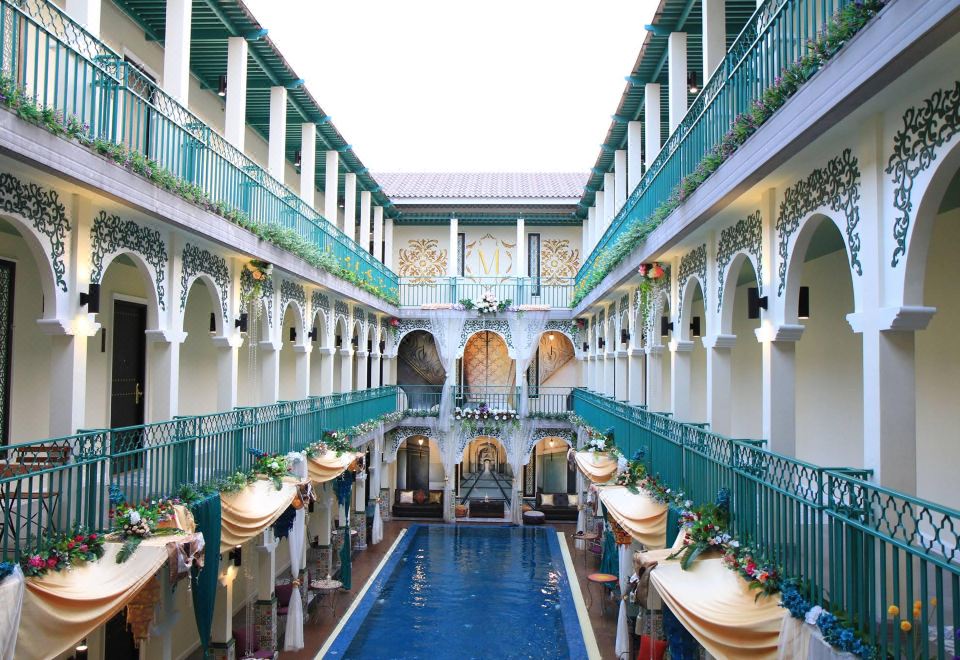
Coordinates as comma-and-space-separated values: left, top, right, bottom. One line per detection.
316, 527, 410, 659
556, 531, 602, 660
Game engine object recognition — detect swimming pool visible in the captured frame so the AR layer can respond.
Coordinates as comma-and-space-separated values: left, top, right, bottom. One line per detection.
324, 524, 589, 659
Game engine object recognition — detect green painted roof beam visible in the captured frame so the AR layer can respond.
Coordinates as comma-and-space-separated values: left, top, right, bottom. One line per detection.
624, 75, 645, 86
245, 28, 268, 41
286, 79, 305, 89
644, 24, 671, 36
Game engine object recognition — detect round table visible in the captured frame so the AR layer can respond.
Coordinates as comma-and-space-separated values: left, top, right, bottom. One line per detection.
522, 510, 545, 525
574, 531, 599, 567
586, 573, 618, 615
309, 578, 342, 622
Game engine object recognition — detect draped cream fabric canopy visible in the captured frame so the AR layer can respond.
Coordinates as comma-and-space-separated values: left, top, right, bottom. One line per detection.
307, 452, 358, 484
650, 558, 786, 660
573, 451, 618, 483
598, 486, 669, 549
15, 536, 180, 660
220, 477, 300, 552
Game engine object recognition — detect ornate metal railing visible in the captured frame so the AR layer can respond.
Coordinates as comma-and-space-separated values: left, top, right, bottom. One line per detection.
0, 0, 398, 300
572, 388, 960, 658
0, 386, 397, 560
398, 277, 573, 308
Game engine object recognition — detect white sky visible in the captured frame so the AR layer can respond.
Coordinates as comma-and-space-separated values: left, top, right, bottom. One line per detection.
243, 0, 658, 173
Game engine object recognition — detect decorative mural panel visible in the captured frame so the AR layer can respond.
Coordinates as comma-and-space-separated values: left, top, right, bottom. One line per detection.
398, 239, 448, 283
460, 319, 513, 352
465, 233, 515, 278
394, 318, 432, 350
397, 330, 445, 387
678, 243, 707, 313
776, 148, 862, 295
241, 267, 274, 327
538, 332, 574, 384
644, 264, 672, 341
716, 210, 762, 312
179, 243, 229, 321
541, 239, 580, 283
463, 331, 513, 388
887, 80, 960, 267
311, 291, 330, 313
280, 280, 306, 320
90, 210, 168, 310
334, 300, 350, 328
544, 320, 574, 345
389, 426, 437, 458
0, 172, 70, 291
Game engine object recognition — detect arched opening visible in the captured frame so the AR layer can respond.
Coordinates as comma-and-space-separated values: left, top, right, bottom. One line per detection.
392, 435, 445, 519
458, 435, 510, 519
788, 215, 862, 467
84, 252, 156, 429
525, 436, 576, 507
237, 299, 270, 407
396, 329, 444, 410
651, 293, 672, 412
460, 331, 515, 409
178, 278, 222, 415
333, 317, 349, 393
723, 255, 763, 439
308, 310, 328, 396
528, 331, 576, 414
278, 302, 302, 400
681, 278, 708, 422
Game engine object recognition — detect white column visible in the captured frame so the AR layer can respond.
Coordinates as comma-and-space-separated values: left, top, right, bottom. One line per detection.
259, 342, 280, 403
210, 567, 238, 652
627, 121, 644, 190
356, 351, 369, 390
256, 530, 278, 600
45, 331, 91, 436
602, 173, 615, 232
65, 0, 101, 37
614, 350, 628, 401
343, 173, 357, 241
668, 32, 688, 132
299, 123, 316, 205
224, 37, 248, 150
339, 348, 354, 392
359, 191, 372, 254
162, 0, 192, 103
447, 216, 459, 277
582, 208, 592, 255
595, 192, 606, 246
146, 334, 183, 421
644, 83, 661, 169
372, 206, 384, 261
371, 351, 382, 388
268, 86, 287, 179
604, 353, 616, 397
669, 340, 694, 419
613, 151, 627, 212
646, 346, 665, 411
516, 217, 526, 278
384, 218, 395, 269
703, 335, 736, 436
294, 345, 312, 399
215, 338, 239, 411
703, 0, 726, 79
628, 348, 645, 405
317, 347, 335, 396
758, 327, 802, 456
324, 151, 339, 222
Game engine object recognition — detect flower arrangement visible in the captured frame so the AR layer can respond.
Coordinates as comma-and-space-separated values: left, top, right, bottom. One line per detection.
721, 543, 782, 600
667, 489, 731, 569
613, 450, 648, 494
111, 498, 182, 563
886, 599, 939, 658
780, 583, 874, 658
459, 291, 511, 315
305, 411, 404, 459
454, 403, 518, 422
21, 528, 105, 577
637, 262, 665, 279
251, 452, 290, 490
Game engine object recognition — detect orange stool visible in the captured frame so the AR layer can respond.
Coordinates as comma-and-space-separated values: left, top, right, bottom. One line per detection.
586, 572, 618, 614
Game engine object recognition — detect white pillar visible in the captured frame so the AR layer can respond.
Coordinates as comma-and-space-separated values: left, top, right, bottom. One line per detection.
627, 348, 645, 405
324, 151, 339, 222
356, 351, 369, 391
299, 124, 316, 205
371, 351, 382, 388
384, 218, 395, 269
224, 37, 248, 150
343, 173, 357, 241
670, 340, 693, 419
317, 347, 335, 396
595, 192, 606, 246
516, 217, 526, 278
703, 0, 726, 80
339, 348, 354, 392
162, 0, 192, 104
268, 86, 287, 179
359, 191, 372, 254
256, 530, 278, 599
215, 338, 239, 411
211, 567, 238, 652
259, 342, 280, 404
146, 334, 183, 421
758, 327, 802, 456
447, 216, 459, 277
644, 83, 661, 169
614, 350, 628, 401
613, 151, 627, 213
646, 346, 665, 411
582, 208, 593, 255
668, 32, 688, 132
703, 335, 735, 436
627, 121, 644, 191
46, 331, 91, 436
604, 354, 616, 397
65, 0, 101, 37
602, 174, 615, 232
372, 206, 384, 261
294, 345, 311, 399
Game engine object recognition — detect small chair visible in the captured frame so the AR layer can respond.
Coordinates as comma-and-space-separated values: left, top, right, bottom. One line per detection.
275, 581, 295, 635
587, 522, 604, 564
232, 626, 274, 659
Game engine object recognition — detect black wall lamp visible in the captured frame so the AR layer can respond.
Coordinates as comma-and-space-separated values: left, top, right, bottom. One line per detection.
235, 313, 249, 333
209, 312, 217, 334
582, 342, 589, 352
309, 327, 318, 342
379, 340, 386, 353
661, 316, 673, 337
747, 287, 768, 320
217, 74, 227, 97
228, 544, 242, 567
690, 316, 701, 338
335, 335, 342, 348
798, 286, 810, 320
79, 283, 101, 313
289, 327, 297, 343
351, 335, 359, 348
294, 150, 302, 169
687, 71, 699, 94
620, 329, 630, 345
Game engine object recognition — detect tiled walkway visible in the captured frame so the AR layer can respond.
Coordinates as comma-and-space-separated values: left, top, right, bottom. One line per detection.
280, 520, 620, 659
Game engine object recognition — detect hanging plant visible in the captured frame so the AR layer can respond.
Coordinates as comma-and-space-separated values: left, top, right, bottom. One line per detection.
242, 259, 273, 308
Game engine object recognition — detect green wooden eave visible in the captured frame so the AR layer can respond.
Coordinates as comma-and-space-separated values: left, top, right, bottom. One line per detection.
394, 212, 582, 226
110, 0, 396, 217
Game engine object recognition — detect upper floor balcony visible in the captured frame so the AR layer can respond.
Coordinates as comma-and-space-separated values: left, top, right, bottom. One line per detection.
398, 276, 574, 309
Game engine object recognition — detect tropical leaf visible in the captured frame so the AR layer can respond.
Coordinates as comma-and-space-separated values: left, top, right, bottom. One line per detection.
116, 536, 143, 564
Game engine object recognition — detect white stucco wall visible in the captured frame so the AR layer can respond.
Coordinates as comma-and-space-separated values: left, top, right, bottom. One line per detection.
178, 282, 220, 416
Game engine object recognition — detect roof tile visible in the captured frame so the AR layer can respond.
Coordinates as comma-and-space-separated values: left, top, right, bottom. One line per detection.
375, 172, 588, 199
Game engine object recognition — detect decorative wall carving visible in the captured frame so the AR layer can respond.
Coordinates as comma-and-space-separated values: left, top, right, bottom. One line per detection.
716, 210, 762, 312
678, 243, 707, 313
463, 331, 512, 388
541, 239, 580, 283
776, 149, 862, 295
179, 243, 229, 321
90, 210, 168, 309
460, 319, 513, 352
887, 80, 960, 267
311, 291, 330, 313
398, 239, 448, 282
280, 280, 306, 322
0, 172, 71, 291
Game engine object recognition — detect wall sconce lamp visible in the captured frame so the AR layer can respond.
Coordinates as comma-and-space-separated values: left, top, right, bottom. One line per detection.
690, 316, 701, 338
660, 316, 673, 337
294, 150, 302, 169
582, 341, 589, 352
620, 329, 630, 344
229, 545, 242, 567
79, 283, 101, 313
417, 437, 424, 446
335, 335, 342, 348
747, 287, 768, 320
379, 340, 386, 353
217, 74, 227, 97
235, 313, 249, 333
209, 312, 217, 334
289, 327, 297, 343
351, 335, 359, 348
687, 71, 699, 94
798, 286, 810, 320
75, 643, 89, 660
309, 327, 318, 342
597, 337, 605, 350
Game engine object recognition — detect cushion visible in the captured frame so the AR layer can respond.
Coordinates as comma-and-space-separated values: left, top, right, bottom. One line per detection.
637, 636, 667, 660
540, 493, 555, 506
413, 489, 427, 505
554, 493, 569, 507
568, 494, 579, 506
428, 491, 442, 504
399, 490, 414, 504
275, 582, 294, 606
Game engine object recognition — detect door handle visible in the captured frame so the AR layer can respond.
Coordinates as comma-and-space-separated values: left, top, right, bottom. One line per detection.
134, 382, 143, 405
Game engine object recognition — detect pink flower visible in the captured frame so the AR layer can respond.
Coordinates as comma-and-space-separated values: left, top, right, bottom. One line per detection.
27, 555, 44, 568
79, 544, 88, 552
46, 558, 58, 568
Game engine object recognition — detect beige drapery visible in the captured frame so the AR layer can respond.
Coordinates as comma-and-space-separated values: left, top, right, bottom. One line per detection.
219, 477, 300, 552
597, 486, 668, 549
307, 452, 358, 484
573, 451, 618, 483
650, 557, 786, 660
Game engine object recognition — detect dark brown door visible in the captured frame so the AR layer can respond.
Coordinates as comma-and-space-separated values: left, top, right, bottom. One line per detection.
110, 301, 146, 471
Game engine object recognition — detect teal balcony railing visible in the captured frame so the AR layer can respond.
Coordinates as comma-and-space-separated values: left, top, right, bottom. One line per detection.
0, 0, 398, 301
526, 386, 573, 415
452, 385, 520, 412
396, 384, 443, 412
399, 276, 573, 308
577, 0, 863, 295
572, 388, 960, 658
0, 386, 397, 560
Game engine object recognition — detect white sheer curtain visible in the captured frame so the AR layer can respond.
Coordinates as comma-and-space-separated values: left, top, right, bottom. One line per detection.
615, 544, 633, 659
284, 453, 307, 651
507, 312, 549, 415
427, 311, 468, 429
0, 565, 24, 660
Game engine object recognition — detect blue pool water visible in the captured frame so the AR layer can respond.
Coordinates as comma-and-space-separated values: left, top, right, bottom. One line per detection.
326, 524, 587, 659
